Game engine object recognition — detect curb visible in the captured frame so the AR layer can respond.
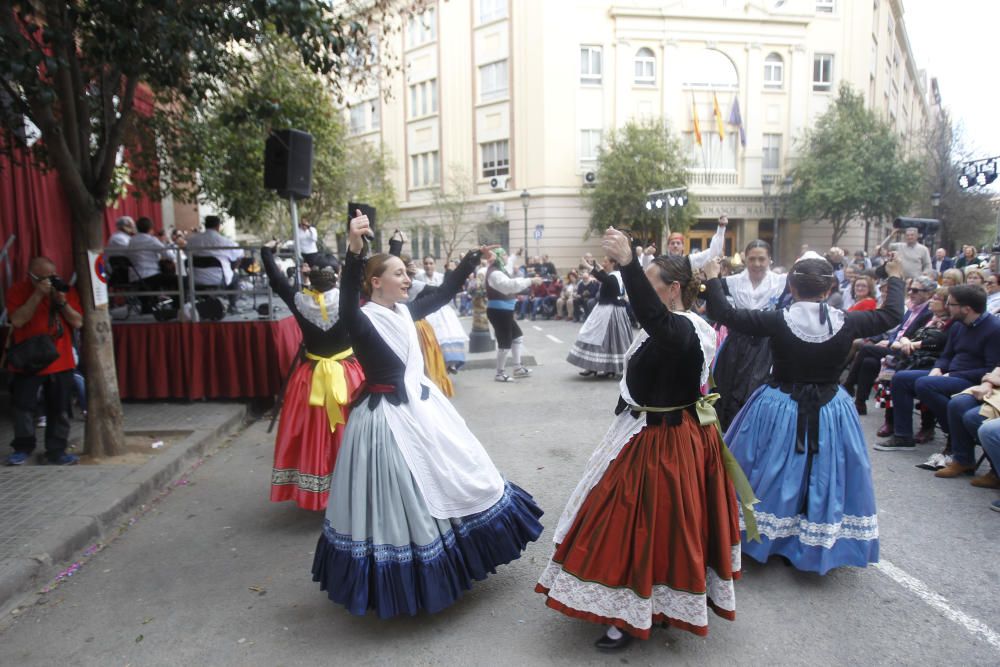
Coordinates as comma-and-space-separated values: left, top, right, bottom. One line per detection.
0, 405, 248, 618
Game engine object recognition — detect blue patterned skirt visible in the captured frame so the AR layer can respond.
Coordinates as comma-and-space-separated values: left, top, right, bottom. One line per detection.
725, 385, 879, 574
311, 396, 544, 618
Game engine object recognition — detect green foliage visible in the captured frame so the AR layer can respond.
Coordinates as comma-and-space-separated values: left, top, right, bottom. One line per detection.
788, 83, 919, 245
584, 119, 696, 243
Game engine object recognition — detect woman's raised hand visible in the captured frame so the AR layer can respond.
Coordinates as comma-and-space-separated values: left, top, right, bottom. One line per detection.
348, 210, 372, 254
601, 227, 632, 266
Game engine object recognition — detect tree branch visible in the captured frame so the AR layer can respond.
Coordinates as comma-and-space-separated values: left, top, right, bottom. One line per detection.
93, 73, 137, 198
90, 66, 120, 184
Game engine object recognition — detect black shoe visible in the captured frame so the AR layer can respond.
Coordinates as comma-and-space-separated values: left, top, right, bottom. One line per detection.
873, 435, 915, 452
594, 630, 633, 651
579, 370, 596, 377
854, 400, 867, 416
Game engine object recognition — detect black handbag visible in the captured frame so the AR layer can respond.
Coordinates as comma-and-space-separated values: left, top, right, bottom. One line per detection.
6, 307, 63, 374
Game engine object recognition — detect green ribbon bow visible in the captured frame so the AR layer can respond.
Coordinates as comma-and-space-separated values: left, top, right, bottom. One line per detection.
626, 392, 761, 542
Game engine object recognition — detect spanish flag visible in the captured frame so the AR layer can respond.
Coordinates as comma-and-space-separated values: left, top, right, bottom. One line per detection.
692, 96, 702, 146
713, 92, 725, 142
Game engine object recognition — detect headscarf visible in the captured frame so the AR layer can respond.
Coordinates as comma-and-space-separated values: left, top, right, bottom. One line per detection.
492, 247, 509, 274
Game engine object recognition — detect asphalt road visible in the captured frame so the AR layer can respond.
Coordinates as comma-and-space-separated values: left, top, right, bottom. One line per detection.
1, 317, 998, 666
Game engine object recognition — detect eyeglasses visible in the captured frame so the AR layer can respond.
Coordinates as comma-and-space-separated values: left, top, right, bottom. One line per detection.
945, 301, 963, 308
907, 288, 926, 293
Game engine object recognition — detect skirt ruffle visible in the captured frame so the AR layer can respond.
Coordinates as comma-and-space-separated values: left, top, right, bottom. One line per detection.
536, 413, 741, 639
270, 357, 365, 511
726, 385, 879, 574
566, 304, 633, 373
415, 319, 454, 397
312, 398, 543, 618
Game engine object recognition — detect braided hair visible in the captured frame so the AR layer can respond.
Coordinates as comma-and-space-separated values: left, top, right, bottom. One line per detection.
650, 254, 701, 309
788, 258, 837, 299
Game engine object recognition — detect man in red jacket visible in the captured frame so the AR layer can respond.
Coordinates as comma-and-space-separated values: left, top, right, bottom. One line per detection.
6, 257, 84, 465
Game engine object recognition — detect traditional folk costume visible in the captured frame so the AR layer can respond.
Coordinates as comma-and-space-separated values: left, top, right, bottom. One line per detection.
312, 250, 543, 617
417, 270, 469, 373
566, 266, 632, 376
537, 258, 757, 640
485, 250, 536, 382
704, 275, 904, 574
713, 269, 786, 429
261, 247, 365, 511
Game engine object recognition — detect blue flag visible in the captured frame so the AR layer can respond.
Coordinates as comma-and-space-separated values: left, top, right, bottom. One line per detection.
729, 96, 746, 147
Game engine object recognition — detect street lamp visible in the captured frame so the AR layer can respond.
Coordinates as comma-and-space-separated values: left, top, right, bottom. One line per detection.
761, 175, 792, 265
645, 187, 687, 250
520, 189, 531, 256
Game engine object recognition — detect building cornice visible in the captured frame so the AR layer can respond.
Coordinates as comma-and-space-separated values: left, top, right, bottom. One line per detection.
609, 3, 811, 28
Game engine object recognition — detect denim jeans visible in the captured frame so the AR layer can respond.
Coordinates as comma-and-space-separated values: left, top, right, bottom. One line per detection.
915, 375, 974, 437
947, 393, 986, 466
978, 418, 1000, 471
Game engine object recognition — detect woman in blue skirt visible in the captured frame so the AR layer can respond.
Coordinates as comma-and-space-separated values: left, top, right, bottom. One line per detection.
312, 212, 543, 617
702, 253, 904, 574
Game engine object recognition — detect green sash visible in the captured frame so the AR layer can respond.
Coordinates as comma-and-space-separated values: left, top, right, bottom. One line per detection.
625, 392, 761, 542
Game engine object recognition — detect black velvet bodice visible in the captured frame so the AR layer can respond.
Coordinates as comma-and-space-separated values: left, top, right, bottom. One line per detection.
340, 249, 479, 404
705, 276, 905, 385
615, 259, 706, 424
591, 266, 626, 305
260, 247, 350, 357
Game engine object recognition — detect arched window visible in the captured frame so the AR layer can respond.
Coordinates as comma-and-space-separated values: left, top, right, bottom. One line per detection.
764, 53, 784, 88
634, 47, 656, 84
680, 48, 739, 89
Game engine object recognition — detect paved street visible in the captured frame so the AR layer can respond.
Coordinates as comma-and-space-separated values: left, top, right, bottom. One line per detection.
0, 318, 998, 666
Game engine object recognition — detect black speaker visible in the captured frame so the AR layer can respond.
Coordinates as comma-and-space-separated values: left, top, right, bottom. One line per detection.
347, 202, 377, 235
264, 129, 313, 200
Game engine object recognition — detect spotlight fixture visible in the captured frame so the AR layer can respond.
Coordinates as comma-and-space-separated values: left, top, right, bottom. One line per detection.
655, 199, 663, 209
645, 200, 652, 211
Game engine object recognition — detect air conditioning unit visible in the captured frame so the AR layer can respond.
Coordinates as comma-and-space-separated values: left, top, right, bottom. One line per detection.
486, 202, 506, 219
582, 170, 598, 187
489, 176, 509, 191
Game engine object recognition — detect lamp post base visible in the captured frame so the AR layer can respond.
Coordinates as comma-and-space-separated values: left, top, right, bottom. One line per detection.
469, 328, 496, 353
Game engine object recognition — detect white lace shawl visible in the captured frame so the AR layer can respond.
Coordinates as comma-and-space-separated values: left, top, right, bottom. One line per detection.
781, 301, 845, 343
293, 288, 340, 330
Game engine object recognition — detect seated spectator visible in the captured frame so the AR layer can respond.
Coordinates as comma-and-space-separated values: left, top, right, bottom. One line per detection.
955, 245, 980, 270
979, 418, 1000, 512
848, 275, 877, 311
127, 217, 175, 311
872, 287, 953, 442
933, 247, 954, 273
965, 267, 986, 287
853, 249, 872, 271
986, 272, 1000, 315
941, 268, 964, 287
555, 270, 578, 320
573, 270, 599, 323
186, 215, 244, 313
845, 277, 934, 413
937, 367, 1000, 484
533, 276, 561, 320
871, 246, 889, 268
105, 216, 135, 258
876, 285, 1000, 451
540, 254, 557, 278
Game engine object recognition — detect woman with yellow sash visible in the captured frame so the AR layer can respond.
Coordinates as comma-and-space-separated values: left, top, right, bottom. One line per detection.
261, 245, 365, 511
537, 228, 751, 651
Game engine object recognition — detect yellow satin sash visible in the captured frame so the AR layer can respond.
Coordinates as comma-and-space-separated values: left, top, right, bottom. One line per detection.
625, 392, 761, 543
302, 288, 329, 321
306, 348, 354, 430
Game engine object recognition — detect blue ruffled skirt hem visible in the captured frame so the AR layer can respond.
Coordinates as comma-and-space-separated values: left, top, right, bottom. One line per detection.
311, 482, 543, 618
727, 384, 879, 575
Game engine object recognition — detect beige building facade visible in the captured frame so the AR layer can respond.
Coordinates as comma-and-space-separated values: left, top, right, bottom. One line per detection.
346, 0, 932, 271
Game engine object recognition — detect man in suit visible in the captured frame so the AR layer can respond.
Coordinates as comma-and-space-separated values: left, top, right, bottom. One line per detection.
933, 247, 955, 273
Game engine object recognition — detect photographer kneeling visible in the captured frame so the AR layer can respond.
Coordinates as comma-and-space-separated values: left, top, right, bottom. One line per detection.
5, 257, 84, 466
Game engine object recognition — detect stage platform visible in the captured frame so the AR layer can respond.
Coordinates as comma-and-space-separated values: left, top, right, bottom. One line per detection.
112, 310, 301, 401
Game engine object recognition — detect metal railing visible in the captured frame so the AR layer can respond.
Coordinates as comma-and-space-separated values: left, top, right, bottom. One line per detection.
104, 245, 280, 323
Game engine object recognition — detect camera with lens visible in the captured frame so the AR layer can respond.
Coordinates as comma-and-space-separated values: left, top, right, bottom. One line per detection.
48, 275, 70, 293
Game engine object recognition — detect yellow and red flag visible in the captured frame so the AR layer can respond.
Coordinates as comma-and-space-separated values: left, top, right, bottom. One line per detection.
713, 92, 725, 142
692, 96, 702, 146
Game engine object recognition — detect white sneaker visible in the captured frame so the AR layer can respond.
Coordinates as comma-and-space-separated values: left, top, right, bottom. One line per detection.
513, 366, 532, 378
494, 373, 513, 383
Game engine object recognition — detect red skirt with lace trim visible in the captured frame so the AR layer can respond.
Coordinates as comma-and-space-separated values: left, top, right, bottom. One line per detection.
270, 356, 365, 511
536, 412, 741, 640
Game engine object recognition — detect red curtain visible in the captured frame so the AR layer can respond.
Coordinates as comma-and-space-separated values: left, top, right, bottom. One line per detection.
0, 86, 162, 280
113, 317, 303, 400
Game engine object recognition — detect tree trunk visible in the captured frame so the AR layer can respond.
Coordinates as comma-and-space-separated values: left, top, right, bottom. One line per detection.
72, 205, 126, 457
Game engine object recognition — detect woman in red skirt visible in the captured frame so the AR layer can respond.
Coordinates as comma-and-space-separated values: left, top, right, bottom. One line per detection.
537, 228, 756, 650
261, 245, 365, 511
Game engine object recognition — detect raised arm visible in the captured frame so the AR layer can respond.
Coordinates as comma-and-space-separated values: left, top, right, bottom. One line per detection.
844, 276, 905, 339
688, 219, 727, 271
260, 246, 295, 306
703, 277, 784, 336
409, 250, 481, 321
